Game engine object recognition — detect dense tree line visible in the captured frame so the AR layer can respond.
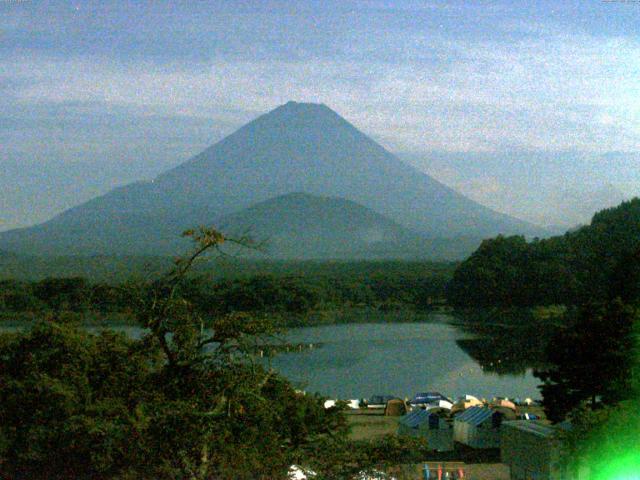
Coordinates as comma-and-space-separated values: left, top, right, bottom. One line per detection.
534, 300, 638, 422
0, 269, 452, 321
447, 198, 640, 307
534, 300, 640, 476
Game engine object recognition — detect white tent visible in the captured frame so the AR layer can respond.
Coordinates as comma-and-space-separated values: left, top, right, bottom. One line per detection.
289, 465, 317, 479
323, 399, 337, 409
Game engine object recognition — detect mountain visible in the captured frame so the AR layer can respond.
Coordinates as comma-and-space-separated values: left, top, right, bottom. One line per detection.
0, 101, 538, 257
217, 192, 481, 260
554, 184, 627, 227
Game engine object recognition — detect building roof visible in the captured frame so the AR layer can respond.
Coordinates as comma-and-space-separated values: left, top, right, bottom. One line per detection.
455, 406, 496, 426
398, 409, 445, 428
502, 420, 572, 438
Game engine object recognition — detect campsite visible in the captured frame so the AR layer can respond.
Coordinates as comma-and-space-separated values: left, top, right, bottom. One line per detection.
337, 396, 548, 480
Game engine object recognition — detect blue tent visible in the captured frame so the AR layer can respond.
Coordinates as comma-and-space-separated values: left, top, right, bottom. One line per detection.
410, 392, 451, 405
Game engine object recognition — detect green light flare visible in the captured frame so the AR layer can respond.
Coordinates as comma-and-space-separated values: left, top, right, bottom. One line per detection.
590, 451, 640, 480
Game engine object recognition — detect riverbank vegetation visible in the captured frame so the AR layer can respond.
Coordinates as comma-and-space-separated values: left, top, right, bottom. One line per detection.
447, 199, 640, 308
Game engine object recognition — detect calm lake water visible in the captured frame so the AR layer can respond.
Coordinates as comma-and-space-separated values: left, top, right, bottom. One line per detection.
267, 314, 542, 400
0, 312, 544, 401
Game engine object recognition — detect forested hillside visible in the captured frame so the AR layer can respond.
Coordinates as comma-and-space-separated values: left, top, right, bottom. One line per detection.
447, 198, 640, 307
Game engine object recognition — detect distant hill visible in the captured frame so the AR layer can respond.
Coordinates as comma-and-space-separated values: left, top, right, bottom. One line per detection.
0, 101, 538, 258
217, 192, 481, 260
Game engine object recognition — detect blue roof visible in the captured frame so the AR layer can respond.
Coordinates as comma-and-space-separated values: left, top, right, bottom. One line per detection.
398, 410, 445, 429
399, 410, 430, 428
455, 406, 496, 426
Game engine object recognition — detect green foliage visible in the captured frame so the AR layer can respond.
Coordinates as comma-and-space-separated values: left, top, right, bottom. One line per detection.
535, 300, 638, 422
559, 316, 640, 477
0, 262, 454, 326
0, 320, 158, 478
32, 277, 91, 311
0, 227, 347, 479
448, 198, 640, 308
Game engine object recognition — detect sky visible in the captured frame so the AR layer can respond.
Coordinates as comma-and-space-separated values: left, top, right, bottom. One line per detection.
1, 0, 640, 230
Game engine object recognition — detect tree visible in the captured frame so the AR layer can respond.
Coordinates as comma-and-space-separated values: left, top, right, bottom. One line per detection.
535, 299, 637, 422
0, 227, 346, 479
558, 316, 640, 479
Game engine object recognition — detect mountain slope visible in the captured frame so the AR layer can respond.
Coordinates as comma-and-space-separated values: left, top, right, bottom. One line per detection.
0, 101, 538, 257
217, 192, 480, 259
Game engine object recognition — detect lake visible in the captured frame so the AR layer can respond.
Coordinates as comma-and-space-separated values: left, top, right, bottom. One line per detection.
267, 314, 543, 400
0, 312, 545, 401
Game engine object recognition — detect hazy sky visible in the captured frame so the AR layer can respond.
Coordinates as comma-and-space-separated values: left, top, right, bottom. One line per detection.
2, 0, 639, 230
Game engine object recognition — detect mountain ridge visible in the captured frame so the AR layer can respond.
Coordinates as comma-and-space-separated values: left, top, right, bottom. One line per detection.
217, 192, 471, 260
0, 101, 540, 258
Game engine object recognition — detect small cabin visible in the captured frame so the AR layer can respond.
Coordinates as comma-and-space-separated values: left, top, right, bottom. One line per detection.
501, 421, 571, 480
397, 409, 454, 452
453, 406, 504, 449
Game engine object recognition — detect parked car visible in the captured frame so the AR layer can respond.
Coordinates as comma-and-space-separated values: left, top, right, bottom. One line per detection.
410, 392, 451, 406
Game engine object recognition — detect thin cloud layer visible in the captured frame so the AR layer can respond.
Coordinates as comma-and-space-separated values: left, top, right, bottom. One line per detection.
4, 32, 639, 152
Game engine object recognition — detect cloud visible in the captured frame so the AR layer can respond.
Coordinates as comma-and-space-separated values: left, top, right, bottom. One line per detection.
4, 28, 638, 153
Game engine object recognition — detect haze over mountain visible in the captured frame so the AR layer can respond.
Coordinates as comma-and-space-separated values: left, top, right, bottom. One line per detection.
401, 151, 638, 230
0, 102, 539, 258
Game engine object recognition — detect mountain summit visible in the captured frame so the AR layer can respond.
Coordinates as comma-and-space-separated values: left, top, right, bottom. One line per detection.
0, 102, 537, 257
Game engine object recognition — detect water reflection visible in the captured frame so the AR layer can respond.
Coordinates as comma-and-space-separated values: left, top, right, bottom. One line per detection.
268, 314, 546, 399
451, 310, 554, 375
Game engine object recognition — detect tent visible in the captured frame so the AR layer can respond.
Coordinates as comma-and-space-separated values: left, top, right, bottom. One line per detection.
491, 399, 517, 411
451, 397, 484, 416
453, 406, 504, 449
489, 399, 518, 420
398, 410, 454, 452
427, 399, 453, 410
410, 392, 451, 407
384, 399, 408, 416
